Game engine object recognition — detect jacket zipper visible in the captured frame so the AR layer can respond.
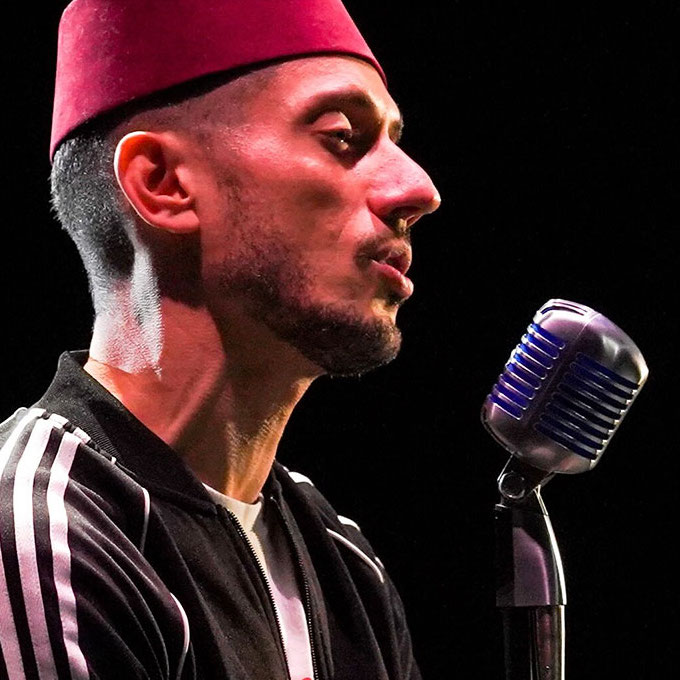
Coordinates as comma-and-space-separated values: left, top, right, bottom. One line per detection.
221, 506, 292, 679
270, 497, 320, 680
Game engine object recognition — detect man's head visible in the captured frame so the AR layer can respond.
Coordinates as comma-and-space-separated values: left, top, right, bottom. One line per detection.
50, 0, 440, 377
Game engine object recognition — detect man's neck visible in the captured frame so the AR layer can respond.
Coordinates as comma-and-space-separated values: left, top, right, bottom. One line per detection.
85, 298, 318, 503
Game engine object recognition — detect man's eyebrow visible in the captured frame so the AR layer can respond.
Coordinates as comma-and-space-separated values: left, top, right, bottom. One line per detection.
300, 88, 404, 143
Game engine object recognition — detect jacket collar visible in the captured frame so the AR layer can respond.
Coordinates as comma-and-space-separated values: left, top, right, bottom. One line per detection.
35, 350, 217, 511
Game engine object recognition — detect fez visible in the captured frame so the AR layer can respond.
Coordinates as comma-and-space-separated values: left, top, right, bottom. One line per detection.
51, 0, 385, 160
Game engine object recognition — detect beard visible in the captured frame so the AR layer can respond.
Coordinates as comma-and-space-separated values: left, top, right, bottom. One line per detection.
216, 236, 402, 377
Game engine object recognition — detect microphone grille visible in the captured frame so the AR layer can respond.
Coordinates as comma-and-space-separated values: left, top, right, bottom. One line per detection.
535, 352, 640, 461
489, 322, 566, 420
482, 299, 648, 474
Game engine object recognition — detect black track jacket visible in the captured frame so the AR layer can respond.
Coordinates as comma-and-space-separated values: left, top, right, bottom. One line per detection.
0, 352, 421, 680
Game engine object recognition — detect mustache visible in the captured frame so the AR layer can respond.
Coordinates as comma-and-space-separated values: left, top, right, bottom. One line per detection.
354, 232, 412, 262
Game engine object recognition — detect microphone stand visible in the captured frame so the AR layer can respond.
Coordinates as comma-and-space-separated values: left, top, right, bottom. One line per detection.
495, 458, 566, 680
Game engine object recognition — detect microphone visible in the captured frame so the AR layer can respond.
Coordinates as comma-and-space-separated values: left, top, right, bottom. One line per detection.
483, 299, 649, 680
481, 298, 648, 480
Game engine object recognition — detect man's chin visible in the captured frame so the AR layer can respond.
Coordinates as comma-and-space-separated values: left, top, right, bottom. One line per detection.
308, 319, 402, 378
263, 301, 402, 377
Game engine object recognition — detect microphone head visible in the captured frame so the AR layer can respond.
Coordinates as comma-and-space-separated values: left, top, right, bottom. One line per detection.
481, 299, 648, 474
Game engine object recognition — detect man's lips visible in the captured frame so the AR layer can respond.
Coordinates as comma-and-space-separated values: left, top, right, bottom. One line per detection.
370, 243, 412, 275
360, 241, 414, 299
369, 260, 414, 299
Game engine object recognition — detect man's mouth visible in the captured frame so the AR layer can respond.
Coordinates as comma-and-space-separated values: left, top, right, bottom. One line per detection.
361, 242, 414, 300
370, 243, 412, 276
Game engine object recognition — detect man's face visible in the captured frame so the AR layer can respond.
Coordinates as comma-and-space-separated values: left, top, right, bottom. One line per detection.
195, 56, 440, 376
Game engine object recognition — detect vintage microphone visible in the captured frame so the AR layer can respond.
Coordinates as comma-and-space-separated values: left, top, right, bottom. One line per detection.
481, 299, 648, 679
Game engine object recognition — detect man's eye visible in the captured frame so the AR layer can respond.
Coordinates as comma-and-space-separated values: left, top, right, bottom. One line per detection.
326, 127, 356, 148
312, 111, 364, 156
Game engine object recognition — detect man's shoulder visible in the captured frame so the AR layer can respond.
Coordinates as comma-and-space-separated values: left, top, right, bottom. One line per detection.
0, 406, 148, 532
0, 407, 88, 466
0, 406, 110, 475
0, 406, 32, 443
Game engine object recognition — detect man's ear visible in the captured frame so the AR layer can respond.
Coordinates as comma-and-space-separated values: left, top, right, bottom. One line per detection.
114, 131, 200, 233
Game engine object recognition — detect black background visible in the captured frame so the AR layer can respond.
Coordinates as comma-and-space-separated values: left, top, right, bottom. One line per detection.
2, 2, 676, 677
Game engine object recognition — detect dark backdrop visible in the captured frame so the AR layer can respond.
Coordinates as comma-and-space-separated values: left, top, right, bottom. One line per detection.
2, 2, 676, 677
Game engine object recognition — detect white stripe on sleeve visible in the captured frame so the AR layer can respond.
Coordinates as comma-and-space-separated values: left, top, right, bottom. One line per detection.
14, 417, 61, 680
139, 486, 151, 554
2, 412, 90, 680
0, 408, 44, 679
47, 429, 90, 680
170, 592, 191, 680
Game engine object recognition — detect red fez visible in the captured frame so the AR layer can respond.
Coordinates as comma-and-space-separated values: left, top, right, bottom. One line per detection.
50, 0, 385, 160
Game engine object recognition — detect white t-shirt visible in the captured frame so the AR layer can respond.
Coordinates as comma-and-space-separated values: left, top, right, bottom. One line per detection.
204, 485, 314, 680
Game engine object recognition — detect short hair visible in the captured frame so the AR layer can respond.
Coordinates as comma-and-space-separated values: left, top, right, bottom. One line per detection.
49, 65, 276, 315
50, 113, 134, 315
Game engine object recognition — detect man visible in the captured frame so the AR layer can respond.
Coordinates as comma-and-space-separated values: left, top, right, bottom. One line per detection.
0, 1, 440, 678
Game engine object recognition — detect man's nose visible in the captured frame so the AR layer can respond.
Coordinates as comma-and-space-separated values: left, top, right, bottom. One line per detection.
367, 145, 441, 233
